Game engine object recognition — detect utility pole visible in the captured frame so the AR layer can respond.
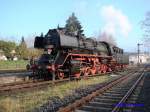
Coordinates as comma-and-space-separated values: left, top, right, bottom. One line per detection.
137, 43, 143, 65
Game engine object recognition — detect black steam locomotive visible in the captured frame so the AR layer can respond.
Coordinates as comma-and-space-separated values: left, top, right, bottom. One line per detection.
32, 28, 129, 80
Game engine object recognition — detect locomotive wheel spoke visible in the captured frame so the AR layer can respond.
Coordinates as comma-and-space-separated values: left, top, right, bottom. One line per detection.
103, 65, 108, 73
57, 72, 64, 79
90, 67, 96, 75
99, 65, 103, 74
84, 68, 91, 77
74, 73, 81, 79
108, 67, 112, 72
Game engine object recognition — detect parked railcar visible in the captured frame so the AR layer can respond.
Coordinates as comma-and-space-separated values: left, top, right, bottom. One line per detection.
32, 28, 128, 80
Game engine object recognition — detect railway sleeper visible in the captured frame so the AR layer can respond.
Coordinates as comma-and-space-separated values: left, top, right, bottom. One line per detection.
77, 105, 112, 112
96, 95, 123, 100
80, 106, 112, 112
105, 91, 127, 94
93, 97, 120, 103
107, 89, 129, 92
103, 92, 127, 96
102, 91, 127, 95
87, 101, 116, 108
114, 86, 130, 89
109, 88, 131, 92
114, 84, 135, 88
129, 94, 139, 98
75, 110, 89, 112
126, 100, 137, 104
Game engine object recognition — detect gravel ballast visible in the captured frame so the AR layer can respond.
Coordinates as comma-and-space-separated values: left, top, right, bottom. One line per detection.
34, 75, 123, 112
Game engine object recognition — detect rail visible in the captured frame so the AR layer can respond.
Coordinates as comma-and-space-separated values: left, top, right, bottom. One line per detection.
112, 69, 145, 112
0, 78, 70, 94
58, 71, 135, 112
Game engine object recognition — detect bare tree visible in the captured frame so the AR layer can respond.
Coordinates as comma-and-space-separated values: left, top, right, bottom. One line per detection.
141, 12, 150, 33
97, 32, 117, 45
25, 33, 37, 48
141, 11, 150, 51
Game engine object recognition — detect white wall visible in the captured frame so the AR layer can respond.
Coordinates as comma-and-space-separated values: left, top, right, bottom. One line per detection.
129, 53, 150, 65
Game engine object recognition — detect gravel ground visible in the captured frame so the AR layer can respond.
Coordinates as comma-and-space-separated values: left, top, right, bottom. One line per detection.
33, 76, 120, 112
133, 71, 150, 112
0, 72, 31, 84
34, 84, 104, 112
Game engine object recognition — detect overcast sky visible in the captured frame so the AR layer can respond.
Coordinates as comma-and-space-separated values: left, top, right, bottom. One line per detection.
0, 0, 149, 52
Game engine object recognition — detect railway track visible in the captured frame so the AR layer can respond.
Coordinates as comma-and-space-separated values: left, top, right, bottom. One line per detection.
0, 69, 132, 95
0, 74, 112, 94
0, 68, 137, 95
0, 78, 70, 94
0, 73, 117, 94
58, 68, 145, 112
0, 71, 31, 77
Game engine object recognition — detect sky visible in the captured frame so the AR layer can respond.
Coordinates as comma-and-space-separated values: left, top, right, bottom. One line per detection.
0, 0, 149, 52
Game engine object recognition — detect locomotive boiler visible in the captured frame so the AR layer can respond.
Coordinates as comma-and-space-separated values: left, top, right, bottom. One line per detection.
32, 28, 128, 80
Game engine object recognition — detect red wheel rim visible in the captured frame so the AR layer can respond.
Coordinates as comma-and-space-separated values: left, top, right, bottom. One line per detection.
58, 72, 64, 79
75, 73, 80, 78
91, 67, 96, 75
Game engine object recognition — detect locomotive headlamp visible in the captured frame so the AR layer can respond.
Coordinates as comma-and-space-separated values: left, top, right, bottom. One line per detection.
49, 60, 54, 63
38, 66, 41, 69
47, 48, 52, 54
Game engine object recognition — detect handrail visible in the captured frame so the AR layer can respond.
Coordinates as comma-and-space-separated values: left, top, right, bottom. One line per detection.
58, 53, 113, 67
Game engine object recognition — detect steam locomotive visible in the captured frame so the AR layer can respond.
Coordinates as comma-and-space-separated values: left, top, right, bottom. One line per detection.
32, 28, 129, 80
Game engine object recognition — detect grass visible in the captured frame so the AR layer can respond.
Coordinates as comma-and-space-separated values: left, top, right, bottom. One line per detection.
0, 60, 28, 70
0, 75, 114, 112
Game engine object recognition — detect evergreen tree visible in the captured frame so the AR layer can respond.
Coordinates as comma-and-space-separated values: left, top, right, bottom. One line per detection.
16, 36, 28, 59
65, 13, 84, 36
21, 37, 27, 48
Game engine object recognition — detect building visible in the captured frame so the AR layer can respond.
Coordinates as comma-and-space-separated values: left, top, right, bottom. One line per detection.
10, 50, 18, 61
129, 52, 150, 65
0, 49, 7, 61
